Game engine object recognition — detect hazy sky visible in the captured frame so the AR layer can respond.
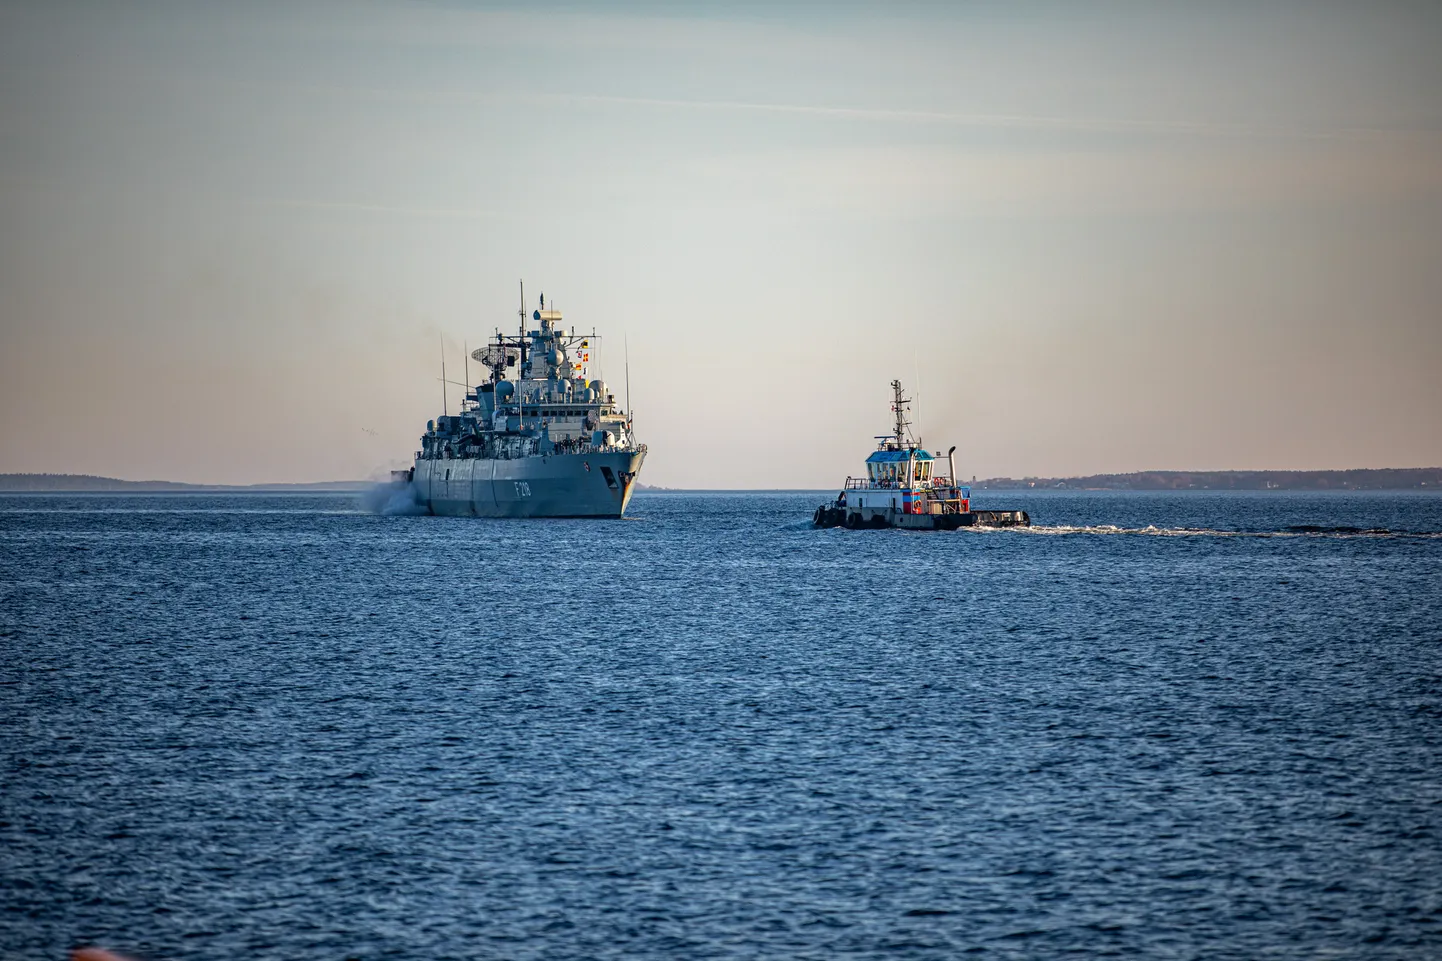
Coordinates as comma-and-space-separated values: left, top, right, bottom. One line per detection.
2, 1, 1439, 487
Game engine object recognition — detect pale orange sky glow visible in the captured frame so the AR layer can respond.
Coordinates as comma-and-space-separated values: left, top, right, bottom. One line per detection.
1, 1, 1439, 487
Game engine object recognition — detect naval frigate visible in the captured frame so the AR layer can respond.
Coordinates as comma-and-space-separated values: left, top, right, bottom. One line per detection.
399, 291, 646, 517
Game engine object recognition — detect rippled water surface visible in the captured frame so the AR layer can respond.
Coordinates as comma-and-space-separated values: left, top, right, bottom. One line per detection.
3, 490, 1441, 959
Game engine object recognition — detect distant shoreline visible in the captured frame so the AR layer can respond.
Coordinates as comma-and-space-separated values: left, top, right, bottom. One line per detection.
0, 474, 370, 493
3, 470, 1439, 493
968, 468, 1441, 491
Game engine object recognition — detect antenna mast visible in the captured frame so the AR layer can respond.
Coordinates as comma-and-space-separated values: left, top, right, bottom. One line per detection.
440, 335, 448, 416
624, 334, 632, 430
913, 349, 922, 446
890, 378, 911, 448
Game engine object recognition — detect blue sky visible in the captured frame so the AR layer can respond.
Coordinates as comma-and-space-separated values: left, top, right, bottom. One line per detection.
1, 1, 1439, 485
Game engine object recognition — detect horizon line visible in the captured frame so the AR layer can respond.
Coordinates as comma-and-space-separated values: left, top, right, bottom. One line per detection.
2, 468, 1439, 494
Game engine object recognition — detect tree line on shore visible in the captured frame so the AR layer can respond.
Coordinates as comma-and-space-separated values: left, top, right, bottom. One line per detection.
971, 468, 1441, 491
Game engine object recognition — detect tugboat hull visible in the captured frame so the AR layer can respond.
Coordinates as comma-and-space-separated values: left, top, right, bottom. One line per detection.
813, 504, 1030, 530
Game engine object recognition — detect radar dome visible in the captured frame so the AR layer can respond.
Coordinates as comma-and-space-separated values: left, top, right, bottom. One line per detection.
494, 381, 514, 402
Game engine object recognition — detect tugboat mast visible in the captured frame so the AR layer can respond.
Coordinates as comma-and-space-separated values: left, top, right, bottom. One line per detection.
890, 379, 913, 449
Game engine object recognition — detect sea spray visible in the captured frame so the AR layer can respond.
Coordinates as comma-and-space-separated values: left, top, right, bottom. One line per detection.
358, 479, 428, 516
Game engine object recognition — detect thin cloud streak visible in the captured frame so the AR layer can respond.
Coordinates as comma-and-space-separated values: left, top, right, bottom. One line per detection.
168, 76, 1442, 143
263, 197, 504, 220
532, 92, 1442, 143
48, 63, 1434, 145
0, 173, 506, 223
20, 56, 1433, 146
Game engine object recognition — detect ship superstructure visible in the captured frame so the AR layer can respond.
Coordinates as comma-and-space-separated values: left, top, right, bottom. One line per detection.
813, 380, 1028, 529
400, 291, 646, 517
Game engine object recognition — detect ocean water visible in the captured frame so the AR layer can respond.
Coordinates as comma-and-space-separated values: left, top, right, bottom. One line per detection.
2, 490, 1440, 960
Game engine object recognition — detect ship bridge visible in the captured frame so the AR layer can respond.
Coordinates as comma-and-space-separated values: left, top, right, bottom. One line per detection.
840, 445, 971, 518
863, 448, 935, 488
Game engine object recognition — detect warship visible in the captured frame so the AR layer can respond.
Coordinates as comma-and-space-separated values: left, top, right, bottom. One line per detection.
813, 380, 1029, 530
394, 289, 645, 517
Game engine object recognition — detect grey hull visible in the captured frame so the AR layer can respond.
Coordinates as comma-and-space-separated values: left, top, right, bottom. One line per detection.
414, 450, 645, 518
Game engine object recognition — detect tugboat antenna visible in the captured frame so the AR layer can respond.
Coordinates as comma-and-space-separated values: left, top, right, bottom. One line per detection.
913, 349, 922, 447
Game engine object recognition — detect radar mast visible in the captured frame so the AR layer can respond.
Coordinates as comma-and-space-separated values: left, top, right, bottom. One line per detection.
889, 379, 915, 449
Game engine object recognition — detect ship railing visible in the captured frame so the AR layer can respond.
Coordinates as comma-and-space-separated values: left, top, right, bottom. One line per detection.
845, 477, 916, 490
548, 442, 648, 456
843, 476, 965, 491
423, 441, 647, 461
845, 477, 914, 490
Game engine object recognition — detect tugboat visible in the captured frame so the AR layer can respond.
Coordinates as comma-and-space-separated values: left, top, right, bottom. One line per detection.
393, 288, 646, 517
813, 380, 1030, 530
